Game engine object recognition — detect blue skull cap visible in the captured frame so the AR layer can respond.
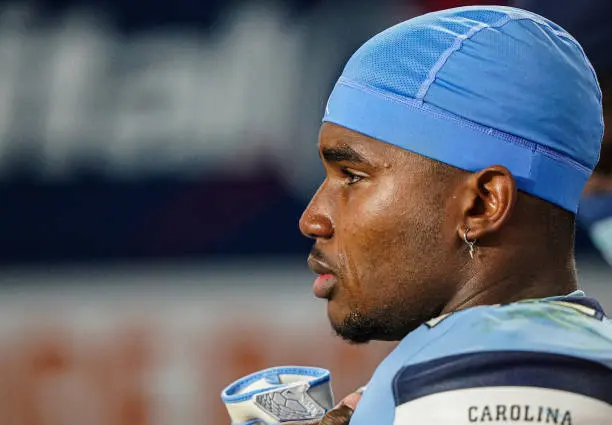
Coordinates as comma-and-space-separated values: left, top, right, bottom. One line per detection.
323, 6, 604, 212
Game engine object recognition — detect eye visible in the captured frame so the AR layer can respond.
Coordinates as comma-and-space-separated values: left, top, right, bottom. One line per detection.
341, 167, 365, 185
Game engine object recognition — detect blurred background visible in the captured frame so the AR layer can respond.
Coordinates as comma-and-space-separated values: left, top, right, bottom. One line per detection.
0, 0, 610, 424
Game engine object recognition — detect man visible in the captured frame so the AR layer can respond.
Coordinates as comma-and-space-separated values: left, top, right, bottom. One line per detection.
298, 5, 612, 425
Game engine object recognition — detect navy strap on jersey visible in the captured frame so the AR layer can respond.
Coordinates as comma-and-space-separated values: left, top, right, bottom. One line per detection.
393, 351, 612, 407
556, 295, 607, 319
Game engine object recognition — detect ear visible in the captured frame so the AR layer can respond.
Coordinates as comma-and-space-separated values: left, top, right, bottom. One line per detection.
455, 165, 518, 242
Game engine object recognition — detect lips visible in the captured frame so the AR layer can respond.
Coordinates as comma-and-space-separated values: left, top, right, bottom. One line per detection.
307, 255, 337, 277
307, 255, 338, 299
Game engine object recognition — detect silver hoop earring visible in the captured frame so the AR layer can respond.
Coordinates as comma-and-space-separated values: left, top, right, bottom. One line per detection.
463, 227, 476, 259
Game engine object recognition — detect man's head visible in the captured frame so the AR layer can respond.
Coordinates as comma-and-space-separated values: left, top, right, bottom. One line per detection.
300, 123, 575, 343
299, 6, 603, 343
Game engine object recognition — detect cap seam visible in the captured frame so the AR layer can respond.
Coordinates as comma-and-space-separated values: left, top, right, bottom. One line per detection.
416, 13, 603, 128
337, 76, 591, 174
415, 15, 511, 100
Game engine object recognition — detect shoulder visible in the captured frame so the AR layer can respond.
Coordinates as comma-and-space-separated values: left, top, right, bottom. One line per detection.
387, 299, 612, 424
351, 299, 612, 425
391, 350, 612, 424
414, 298, 612, 363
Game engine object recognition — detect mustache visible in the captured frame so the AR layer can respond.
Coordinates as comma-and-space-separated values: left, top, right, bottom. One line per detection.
309, 246, 328, 263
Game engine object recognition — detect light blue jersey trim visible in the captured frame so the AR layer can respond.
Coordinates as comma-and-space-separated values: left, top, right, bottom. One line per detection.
349, 293, 611, 425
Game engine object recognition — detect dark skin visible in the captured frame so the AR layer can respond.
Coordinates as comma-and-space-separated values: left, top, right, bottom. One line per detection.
296, 122, 578, 424
300, 122, 577, 346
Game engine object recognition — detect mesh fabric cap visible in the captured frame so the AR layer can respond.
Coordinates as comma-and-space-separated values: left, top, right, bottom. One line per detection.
323, 6, 604, 212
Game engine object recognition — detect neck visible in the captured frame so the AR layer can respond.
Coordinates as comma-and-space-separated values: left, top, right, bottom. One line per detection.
441, 252, 578, 315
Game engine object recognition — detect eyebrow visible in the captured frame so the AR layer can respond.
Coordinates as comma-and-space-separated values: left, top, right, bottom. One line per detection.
321, 145, 370, 165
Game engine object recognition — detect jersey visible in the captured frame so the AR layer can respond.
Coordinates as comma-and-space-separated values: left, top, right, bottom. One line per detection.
349, 291, 612, 424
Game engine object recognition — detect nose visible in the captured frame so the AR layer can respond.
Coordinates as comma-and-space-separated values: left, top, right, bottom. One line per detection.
299, 186, 334, 240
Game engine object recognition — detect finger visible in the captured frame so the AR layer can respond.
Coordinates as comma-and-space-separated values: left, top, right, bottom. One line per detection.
320, 404, 354, 425
336, 392, 362, 410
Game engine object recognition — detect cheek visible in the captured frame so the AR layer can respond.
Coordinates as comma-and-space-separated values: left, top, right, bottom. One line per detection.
338, 182, 399, 246
335, 183, 424, 295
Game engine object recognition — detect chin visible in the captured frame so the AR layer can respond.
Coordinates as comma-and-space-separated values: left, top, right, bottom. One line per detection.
331, 321, 374, 345
330, 306, 424, 344
329, 310, 388, 344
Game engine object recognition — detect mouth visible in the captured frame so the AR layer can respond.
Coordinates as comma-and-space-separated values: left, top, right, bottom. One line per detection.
307, 255, 336, 276
307, 255, 338, 299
